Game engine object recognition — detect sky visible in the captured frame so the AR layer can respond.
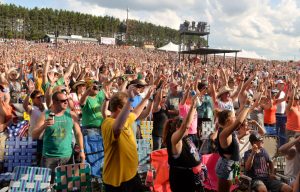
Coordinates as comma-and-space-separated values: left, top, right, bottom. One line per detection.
2, 0, 300, 60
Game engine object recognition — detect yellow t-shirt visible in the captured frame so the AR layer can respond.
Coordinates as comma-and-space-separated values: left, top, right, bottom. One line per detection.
101, 113, 138, 187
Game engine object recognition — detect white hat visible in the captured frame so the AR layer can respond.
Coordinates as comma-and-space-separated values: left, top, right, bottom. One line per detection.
7, 67, 20, 79
217, 86, 233, 97
275, 79, 284, 84
48, 68, 59, 74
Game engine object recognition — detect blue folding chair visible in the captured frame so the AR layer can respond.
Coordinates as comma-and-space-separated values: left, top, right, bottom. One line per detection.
4, 137, 37, 172
137, 139, 151, 165
7, 166, 51, 192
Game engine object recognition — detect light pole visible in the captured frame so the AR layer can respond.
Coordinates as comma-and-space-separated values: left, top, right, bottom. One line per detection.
126, 7, 129, 44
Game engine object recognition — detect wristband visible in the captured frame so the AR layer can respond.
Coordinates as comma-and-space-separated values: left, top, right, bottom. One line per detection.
128, 98, 134, 102
79, 149, 84, 153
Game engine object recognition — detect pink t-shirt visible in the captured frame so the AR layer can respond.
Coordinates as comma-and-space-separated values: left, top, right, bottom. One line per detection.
179, 103, 198, 134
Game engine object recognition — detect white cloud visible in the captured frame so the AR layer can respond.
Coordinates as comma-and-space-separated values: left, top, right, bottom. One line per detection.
38, 0, 300, 60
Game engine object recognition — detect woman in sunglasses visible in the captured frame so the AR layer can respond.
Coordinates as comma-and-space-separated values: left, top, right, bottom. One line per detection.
23, 89, 45, 165
23, 89, 45, 137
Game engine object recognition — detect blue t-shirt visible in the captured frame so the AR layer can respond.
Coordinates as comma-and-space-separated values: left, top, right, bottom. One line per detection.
243, 148, 271, 180
131, 95, 142, 126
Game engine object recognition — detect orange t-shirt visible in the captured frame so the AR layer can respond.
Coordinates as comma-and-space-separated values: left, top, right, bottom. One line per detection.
264, 104, 277, 124
286, 106, 300, 132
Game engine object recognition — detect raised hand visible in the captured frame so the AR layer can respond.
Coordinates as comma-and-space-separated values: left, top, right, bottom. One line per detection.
47, 54, 53, 61
145, 86, 155, 99
127, 85, 137, 99
27, 80, 35, 93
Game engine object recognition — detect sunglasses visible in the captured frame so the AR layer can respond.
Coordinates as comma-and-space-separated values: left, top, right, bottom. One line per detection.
135, 85, 145, 89
57, 99, 68, 103
60, 89, 67, 94
35, 95, 44, 99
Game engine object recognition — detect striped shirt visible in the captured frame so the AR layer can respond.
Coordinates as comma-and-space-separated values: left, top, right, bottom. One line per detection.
244, 148, 271, 179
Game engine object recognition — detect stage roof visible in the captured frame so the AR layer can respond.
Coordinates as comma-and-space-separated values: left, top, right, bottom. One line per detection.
180, 47, 241, 55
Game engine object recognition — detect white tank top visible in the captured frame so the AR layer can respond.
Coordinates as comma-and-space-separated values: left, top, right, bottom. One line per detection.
217, 99, 235, 113
29, 106, 43, 137
276, 91, 286, 114
284, 149, 300, 179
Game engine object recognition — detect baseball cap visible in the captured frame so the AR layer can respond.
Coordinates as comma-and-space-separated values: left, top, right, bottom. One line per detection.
271, 89, 279, 94
249, 131, 263, 144
170, 82, 178, 88
275, 79, 284, 84
128, 79, 148, 87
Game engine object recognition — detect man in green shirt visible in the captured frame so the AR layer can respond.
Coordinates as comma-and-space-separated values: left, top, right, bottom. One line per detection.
80, 81, 105, 128
79, 80, 105, 177
32, 91, 85, 182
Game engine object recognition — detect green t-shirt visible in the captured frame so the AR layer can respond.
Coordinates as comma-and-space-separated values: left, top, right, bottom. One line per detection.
81, 90, 105, 128
43, 108, 73, 158
42, 77, 65, 93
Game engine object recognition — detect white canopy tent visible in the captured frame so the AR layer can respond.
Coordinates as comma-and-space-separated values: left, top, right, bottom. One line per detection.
158, 42, 179, 52
217, 49, 266, 60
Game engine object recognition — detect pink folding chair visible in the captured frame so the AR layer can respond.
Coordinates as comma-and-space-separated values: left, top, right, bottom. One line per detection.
202, 153, 237, 191
149, 149, 171, 192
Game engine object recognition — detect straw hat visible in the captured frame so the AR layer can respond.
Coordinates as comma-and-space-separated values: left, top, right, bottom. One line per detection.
7, 67, 20, 79
217, 86, 232, 97
72, 80, 86, 90
48, 68, 59, 74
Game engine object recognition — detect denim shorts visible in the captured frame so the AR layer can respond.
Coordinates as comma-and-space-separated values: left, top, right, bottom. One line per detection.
215, 157, 238, 180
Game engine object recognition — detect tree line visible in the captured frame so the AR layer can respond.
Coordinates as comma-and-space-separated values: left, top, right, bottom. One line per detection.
0, 3, 207, 47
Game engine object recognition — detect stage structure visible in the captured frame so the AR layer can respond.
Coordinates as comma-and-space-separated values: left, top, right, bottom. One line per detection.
179, 20, 240, 70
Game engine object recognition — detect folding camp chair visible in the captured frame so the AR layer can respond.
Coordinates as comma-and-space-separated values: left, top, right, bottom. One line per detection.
149, 149, 171, 192
1, 166, 51, 192
263, 135, 279, 159
54, 163, 92, 192
140, 120, 153, 150
137, 139, 151, 165
3, 137, 37, 172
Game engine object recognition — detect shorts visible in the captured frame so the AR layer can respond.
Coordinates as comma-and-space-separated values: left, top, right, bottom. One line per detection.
215, 157, 238, 180
252, 178, 283, 192
41, 156, 72, 183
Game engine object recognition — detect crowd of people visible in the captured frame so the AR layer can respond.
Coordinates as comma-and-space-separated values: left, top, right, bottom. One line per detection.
0, 39, 299, 192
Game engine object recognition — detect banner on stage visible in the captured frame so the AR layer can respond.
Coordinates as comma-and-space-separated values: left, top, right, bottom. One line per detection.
101, 37, 116, 45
